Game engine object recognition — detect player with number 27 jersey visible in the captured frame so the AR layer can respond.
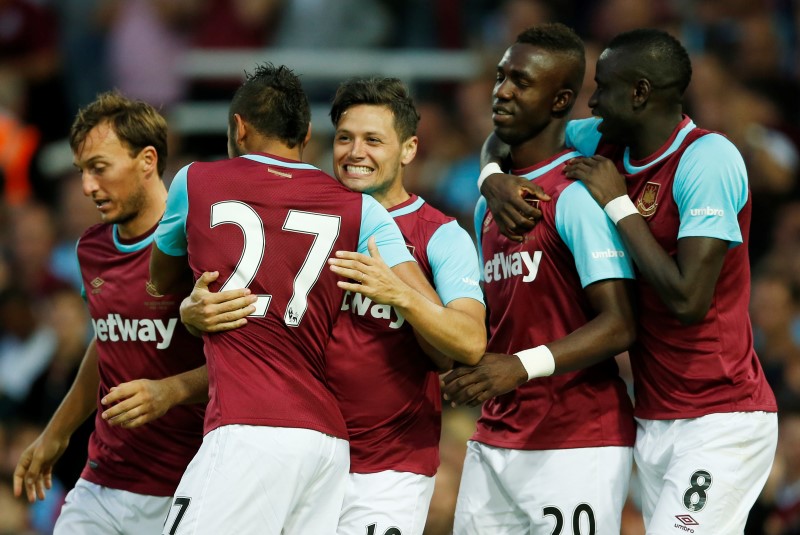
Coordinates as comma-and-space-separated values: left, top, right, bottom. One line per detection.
155, 152, 413, 535
155, 153, 413, 440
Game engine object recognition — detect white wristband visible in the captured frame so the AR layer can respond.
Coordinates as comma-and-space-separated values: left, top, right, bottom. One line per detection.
514, 345, 555, 381
603, 195, 638, 225
477, 162, 503, 190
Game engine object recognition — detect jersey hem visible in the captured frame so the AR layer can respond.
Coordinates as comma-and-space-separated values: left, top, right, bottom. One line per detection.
205, 418, 348, 441
633, 403, 778, 420
471, 434, 635, 450
349, 461, 438, 478
80, 470, 176, 497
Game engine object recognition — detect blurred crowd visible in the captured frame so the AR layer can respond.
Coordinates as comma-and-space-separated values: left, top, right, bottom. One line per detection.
2, 0, 800, 533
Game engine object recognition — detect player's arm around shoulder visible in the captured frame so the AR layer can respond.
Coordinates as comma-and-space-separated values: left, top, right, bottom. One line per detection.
179, 271, 258, 335
478, 132, 550, 242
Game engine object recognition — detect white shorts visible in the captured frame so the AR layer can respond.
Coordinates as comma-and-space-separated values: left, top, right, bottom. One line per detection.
635, 411, 778, 535
162, 425, 350, 535
337, 470, 435, 535
54, 478, 171, 535
453, 441, 632, 535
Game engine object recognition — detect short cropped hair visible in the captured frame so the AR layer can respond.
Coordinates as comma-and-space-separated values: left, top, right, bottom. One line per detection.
515, 23, 586, 93
229, 63, 310, 148
70, 91, 168, 176
329, 78, 420, 142
607, 29, 692, 94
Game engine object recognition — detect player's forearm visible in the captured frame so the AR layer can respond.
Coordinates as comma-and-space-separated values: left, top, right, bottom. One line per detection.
546, 311, 636, 375
44, 339, 101, 439
394, 293, 486, 365
413, 333, 454, 372
480, 132, 510, 170
158, 365, 209, 406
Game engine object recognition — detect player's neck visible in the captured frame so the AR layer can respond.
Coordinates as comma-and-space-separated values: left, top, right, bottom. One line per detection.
629, 110, 683, 161
373, 183, 410, 210
246, 140, 303, 162
509, 126, 567, 169
117, 181, 167, 240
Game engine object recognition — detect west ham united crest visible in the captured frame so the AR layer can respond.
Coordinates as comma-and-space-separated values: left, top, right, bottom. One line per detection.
637, 182, 660, 217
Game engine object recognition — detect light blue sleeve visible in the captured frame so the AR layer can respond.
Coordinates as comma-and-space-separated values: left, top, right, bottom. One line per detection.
473, 196, 488, 271
565, 118, 603, 156
427, 221, 484, 306
358, 194, 415, 267
555, 182, 635, 287
674, 134, 746, 247
154, 164, 190, 256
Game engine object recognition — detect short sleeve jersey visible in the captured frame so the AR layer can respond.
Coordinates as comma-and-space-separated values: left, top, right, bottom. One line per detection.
154, 153, 413, 439
77, 223, 205, 496
566, 117, 777, 418
325, 194, 483, 476
473, 150, 636, 450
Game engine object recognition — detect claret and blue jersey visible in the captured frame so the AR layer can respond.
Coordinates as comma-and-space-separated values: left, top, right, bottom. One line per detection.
154, 153, 414, 440
77, 222, 205, 496
565, 116, 776, 419
473, 149, 636, 451
327, 193, 483, 477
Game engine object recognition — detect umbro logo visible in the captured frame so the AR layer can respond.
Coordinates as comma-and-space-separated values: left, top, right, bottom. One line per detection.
674, 514, 699, 532
91, 277, 104, 294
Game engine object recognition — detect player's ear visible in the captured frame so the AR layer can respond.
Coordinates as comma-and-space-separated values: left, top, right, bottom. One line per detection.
400, 135, 418, 166
552, 89, 574, 115
632, 78, 651, 108
233, 113, 248, 145
297, 123, 312, 160
139, 146, 158, 177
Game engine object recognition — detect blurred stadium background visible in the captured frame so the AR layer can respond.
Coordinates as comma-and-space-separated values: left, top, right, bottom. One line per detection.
2, 0, 800, 533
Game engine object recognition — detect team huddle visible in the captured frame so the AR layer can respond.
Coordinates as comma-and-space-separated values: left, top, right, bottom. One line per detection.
12, 23, 777, 535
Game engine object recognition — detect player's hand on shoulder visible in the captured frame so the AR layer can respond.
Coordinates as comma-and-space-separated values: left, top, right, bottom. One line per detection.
481, 173, 549, 242
13, 432, 68, 503
101, 379, 172, 428
440, 352, 528, 407
329, 237, 411, 307
563, 155, 626, 206
180, 271, 257, 333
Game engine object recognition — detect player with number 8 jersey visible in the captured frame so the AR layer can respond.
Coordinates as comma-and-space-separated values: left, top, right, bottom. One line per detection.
151, 64, 416, 535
